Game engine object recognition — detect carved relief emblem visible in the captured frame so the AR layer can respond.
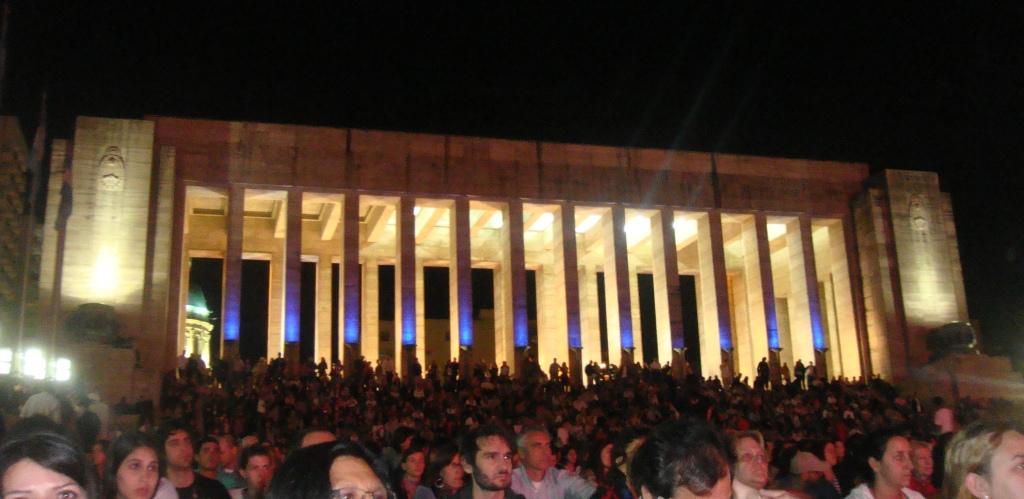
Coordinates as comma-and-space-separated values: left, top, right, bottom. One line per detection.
98, 146, 126, 191
908, 194, 928, 233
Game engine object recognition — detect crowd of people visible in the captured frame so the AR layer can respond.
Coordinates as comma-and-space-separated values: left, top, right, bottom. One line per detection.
0, 353, 1020, 499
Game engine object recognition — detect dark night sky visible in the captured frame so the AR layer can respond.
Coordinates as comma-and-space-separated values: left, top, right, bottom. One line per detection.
6, 2, 1023, 359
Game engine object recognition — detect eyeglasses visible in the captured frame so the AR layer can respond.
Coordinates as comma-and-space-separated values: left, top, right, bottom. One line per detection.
330, 488, 390, 499
738, 453, 769, 464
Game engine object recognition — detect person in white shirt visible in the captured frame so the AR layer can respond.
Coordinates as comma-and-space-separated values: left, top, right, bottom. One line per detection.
844, 429, 925, 499
509, 426, 594, 499
19, 385, 61, 423
730, 431, 797, 499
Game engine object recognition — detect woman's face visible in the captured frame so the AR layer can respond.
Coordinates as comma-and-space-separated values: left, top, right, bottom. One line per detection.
600, 444, 613, 468
330, 456, 387, 499
116, 446, 160, 499
911, 445, 933, 478
440, 454, 465, 491
970, 431, 1024, 499
869, 436, 913, 490
566, 449, 578, 465
823, 442, 838, 466
2, 459, 86, 499
401, 451, 426, 481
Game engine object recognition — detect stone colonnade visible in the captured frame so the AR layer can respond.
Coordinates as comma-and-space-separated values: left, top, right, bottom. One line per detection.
180, 188, 864, 382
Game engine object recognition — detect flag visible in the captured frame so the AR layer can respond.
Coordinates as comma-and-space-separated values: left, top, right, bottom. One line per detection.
55, 154, 72, 230
25, 92, 46, 206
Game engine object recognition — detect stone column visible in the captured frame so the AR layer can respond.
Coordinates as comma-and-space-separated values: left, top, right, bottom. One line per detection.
827, 221, 861, 378
558, 203, 583, 384
315, 255, 333, 364
283, 189, 302, 366
739, 216, 769, 375
603, 206, 634, 368
579, 265, 602, 370
396, 196, 417, 377
341, 194, 361, 371
221, 185, 244, 360
450, 197, 473, 365
361, 258, 379, 365
415, 260, 426, 366
650, 208, 683, 369
784, 216, 822, 371
628, 264, 643, 364
698, 211, 731, 378
504, 201, 529, 375
753, 213, 781, 381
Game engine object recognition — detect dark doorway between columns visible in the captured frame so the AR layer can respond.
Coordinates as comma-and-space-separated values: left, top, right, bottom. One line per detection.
240, 260, 269, 361
472, 269, 495, 365
526, 270, 538, 355
679, 275, 700, 374
423, 266, 449, 368
331, 263, 339, 363
188, 258, 223, 360
299, 262, 316, 362
596, 272, 608, 364
637, 273, 657, 365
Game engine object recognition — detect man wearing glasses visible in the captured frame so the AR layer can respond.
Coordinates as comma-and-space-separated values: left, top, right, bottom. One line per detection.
731, 431, 796, 499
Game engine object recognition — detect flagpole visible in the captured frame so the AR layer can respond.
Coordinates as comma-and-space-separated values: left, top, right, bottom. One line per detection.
16, 92, 46, 371
0, 2, 10, 110
50, 140, 73, 359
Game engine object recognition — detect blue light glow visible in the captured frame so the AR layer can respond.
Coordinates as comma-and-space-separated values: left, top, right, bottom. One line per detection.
719, 324, 732, 350
285, 313, 300, 343
344, 317, 360, 344
811, 313, 826, 350
459, 307, 474, 347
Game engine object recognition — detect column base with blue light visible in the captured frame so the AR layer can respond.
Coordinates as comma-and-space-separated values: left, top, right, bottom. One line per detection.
768, 349, 782, 389
222, 340, 238, 361
814, 349, 827, 381
568, 348, 582, 385
672, 347, 687, 379
343, 343, 361, 377
401, 345, 417, 380
620, 348, 634, 374
514, 347, 527, 379
284, 343, 300, 371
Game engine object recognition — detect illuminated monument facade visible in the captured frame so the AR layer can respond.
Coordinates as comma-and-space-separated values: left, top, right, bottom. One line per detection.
37, 116, 969, 397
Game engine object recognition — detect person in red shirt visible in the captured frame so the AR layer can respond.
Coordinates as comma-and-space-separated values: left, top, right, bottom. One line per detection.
909, 440, 938, 498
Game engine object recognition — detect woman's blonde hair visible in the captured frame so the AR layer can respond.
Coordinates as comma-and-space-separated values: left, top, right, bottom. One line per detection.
942, 418, 1024, 499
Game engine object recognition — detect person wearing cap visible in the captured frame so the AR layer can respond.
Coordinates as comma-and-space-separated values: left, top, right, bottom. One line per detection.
788, 451, 841, 499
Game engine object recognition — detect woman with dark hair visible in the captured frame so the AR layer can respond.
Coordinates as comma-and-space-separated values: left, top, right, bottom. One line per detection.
103, 432, 162, 499
394, 442, 426, 499
414, 440, 463, 499
0, 427, 97, 498
267, 440, 391, 499
844, 429, 924, 499
557, 446, 579, 475
415, 440, 464, 499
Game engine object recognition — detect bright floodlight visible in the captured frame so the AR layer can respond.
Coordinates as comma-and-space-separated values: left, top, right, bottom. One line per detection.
54, 358, 72, 382
0, 348, 11, 375
673, 218, 698, 242
528, 212, 554, 232
767, 223, 787, 240
623, 216, 649, 235
575, 214, 600, 233
23, 348, 46, 380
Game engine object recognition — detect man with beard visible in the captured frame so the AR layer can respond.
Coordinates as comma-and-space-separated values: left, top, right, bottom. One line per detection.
458, 424, 525, 499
